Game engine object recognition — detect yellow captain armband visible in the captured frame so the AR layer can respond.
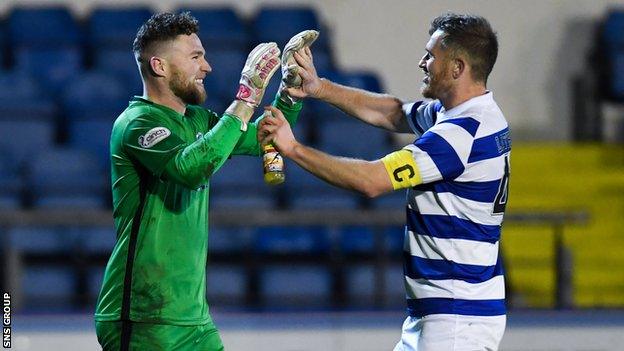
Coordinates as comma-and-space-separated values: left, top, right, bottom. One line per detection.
381, 149, 422, 190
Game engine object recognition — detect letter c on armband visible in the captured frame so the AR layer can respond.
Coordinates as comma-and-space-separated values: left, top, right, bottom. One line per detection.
382, 150, 422, 190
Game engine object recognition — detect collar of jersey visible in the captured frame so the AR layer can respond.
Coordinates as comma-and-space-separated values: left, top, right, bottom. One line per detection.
436, 91, 494, 121
131, 96, 189, 118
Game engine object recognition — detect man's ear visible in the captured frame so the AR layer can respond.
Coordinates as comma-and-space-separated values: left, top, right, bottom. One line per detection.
149, 56, 167, 77
452, 58, 465, 79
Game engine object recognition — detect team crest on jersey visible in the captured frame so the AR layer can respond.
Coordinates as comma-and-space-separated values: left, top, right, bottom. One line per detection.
138, 127, 171, 148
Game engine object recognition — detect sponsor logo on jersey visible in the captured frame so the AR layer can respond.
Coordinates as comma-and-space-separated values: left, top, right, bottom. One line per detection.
138, 127, 171, 148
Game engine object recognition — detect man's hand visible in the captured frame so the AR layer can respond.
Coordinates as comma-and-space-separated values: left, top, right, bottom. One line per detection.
282, 47, 325, 100
257, 106, 298, 157
226, 43, 280, 124
282, 30, 318, 88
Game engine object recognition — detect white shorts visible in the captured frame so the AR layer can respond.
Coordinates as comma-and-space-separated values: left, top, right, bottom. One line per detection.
393, 314, 506, 351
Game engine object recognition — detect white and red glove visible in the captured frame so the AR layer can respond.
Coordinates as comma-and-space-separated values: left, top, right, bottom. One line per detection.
226, 42, 281, 127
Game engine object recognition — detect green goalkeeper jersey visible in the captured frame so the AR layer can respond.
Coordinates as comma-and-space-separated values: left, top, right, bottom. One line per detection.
95, 95, 301, 325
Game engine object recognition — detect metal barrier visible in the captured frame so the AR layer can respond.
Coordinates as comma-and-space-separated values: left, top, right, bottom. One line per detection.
0, 209, 588, 310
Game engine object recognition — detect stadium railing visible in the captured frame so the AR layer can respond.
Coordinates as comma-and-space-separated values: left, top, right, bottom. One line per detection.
0, 209, 588, 311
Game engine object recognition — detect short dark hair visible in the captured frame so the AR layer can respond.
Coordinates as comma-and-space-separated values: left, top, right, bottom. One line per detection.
429, 13, 498, 83
133, 12, 199, 59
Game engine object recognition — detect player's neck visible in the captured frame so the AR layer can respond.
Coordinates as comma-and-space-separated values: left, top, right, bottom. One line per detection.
439, 83, 487, 111
142, 84, 186, 115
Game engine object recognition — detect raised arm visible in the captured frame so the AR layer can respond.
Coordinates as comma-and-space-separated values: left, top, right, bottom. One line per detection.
284, 47, 411, 133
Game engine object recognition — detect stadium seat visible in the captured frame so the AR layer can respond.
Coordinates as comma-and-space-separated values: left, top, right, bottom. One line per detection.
206, 265, 247, 304
343, 71, 384, 93
0, 153, 23, 209
88, 7, 153, 51
27, 148, 107, 209
600, 10, 624, 100
177, 7, 250, 51
209, 225, 254, 254
369, 190, 407, 209
284, 160, 363, 209
384, 225, 405, 255
62, 70, 127, 120
204, 49, 247, 100
252, 7, 328, 52
318, 119, 392, 160
0, 70, 57, 119
0, 71, 57, 167
7, 7, 82, 49
21, 266, 76, 311
254, 226, 330, 254
344, 265, 376, 306
340, 226, 375, 254
14, 47, 83, 95
93, 49, 143, 95
0, 120, 56, 168
209, 155, 278, 210
61, 71, 126, 168
7, 226, 76, 253
70, 226, 117, 255
67, 120, 114, 170
259, 265, 332, 307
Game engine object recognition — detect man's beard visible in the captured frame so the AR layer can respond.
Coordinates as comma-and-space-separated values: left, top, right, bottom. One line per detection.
421, 65, 452, 100
169, 70, 206, 105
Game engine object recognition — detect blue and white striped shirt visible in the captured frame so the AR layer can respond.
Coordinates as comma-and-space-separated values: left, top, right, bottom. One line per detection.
401, 92, 511, 318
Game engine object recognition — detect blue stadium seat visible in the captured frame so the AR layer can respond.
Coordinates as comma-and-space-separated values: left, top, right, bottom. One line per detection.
8, 7, 82, 49
602, 10, 624, 51
383, 265, 406, 306
178, 7, 250, 51
206, 265, 246, 304
62, 70, 127, 120
0, 120, 56, 168
343, 71, 384, 93
62, 71, 125, 168
345, 265, 376, 305
601, 10, 624, 100
254, 226, 330, 254
22, 266, 76, 311
340, 226, 375, 254
318, 119, 392, 159
0, 153, 23, 209
209, 226, 254, 253
93, 49, 143, 95
14, 47, 83, 95
88, 7, 153, 51
28, 148, 107, 209
0, 71, 57, 119
259, 265, 331, 307
8, 226, 77, 253
204, 49, 247, 100
209, 155, 278, 209
384, 225, 405, 254
67, 120, 114, 170
610, 51, 624, 100
284, 159, 363, 209
70, 226, 117, 254
369, 190, 407, 209
89, 267, 106, 303
252, 7, 328, 52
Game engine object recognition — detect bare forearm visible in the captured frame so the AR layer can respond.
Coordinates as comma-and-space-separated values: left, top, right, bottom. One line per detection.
287, 141, 391, 197
316, 78, 407, 132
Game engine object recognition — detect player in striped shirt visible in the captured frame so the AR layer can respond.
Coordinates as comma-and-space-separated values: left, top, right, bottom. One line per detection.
259, 13, 508, 351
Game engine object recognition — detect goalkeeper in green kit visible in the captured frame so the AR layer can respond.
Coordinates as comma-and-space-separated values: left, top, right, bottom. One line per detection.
94, 12, 318, 350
